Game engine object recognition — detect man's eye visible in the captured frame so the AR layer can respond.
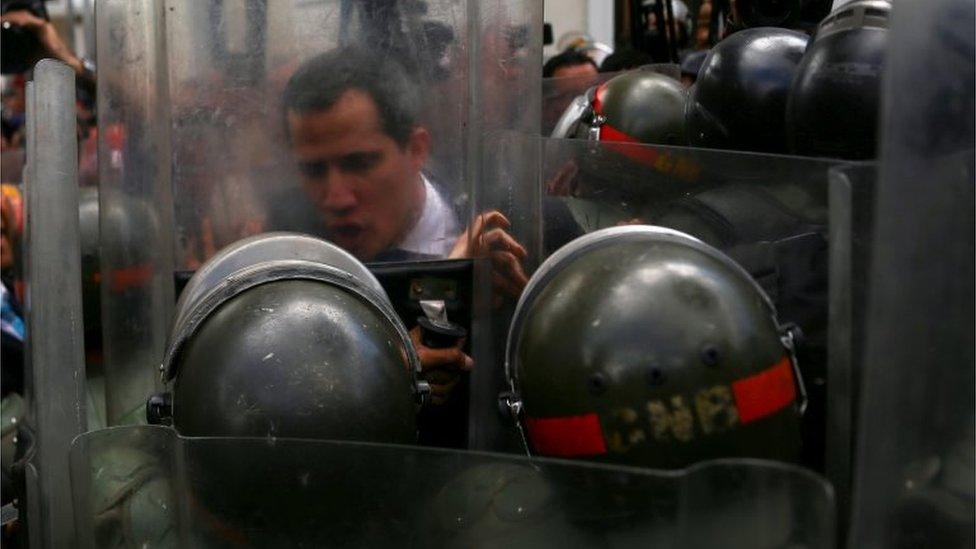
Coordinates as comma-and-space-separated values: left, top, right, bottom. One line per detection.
337, 152, 381, 173
298, 161, 329, 179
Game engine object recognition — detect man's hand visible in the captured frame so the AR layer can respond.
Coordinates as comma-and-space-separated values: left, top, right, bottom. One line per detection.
546, 160, 580, 197
0, 10, 44, 31
410, 327, 473, 406
1, 10, 86, 77
450, 211, 529, 305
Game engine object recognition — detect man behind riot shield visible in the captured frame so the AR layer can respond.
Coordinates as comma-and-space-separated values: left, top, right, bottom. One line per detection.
274, 46, 532, 446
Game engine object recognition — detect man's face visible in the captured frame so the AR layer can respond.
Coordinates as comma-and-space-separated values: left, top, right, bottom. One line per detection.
552, 63, 598, 81
287, 90, 428, 261
544, 63, 600, 133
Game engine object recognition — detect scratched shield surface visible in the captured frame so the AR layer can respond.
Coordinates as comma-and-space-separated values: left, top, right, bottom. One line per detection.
70, 425, 835, 548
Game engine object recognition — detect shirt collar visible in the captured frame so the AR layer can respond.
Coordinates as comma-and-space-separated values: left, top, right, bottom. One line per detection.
397, 174, 460, 258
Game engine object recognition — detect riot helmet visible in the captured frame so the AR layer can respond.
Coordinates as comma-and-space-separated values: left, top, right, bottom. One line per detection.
731, 0, 832, 31
552, 69, 688, 146
503, 226, 804, 469
788, 0, 891, 159
686, 27, 809, 153
157, 233, 424, 443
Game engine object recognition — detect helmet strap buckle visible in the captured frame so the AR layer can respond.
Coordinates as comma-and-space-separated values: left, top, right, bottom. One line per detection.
415, 380, 431, 406
586, 113, 606, 142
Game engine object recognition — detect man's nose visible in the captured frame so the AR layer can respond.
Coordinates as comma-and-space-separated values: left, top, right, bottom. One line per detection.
320, 171, 357, 214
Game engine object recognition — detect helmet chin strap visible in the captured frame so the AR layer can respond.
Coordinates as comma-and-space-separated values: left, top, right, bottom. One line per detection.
780, 322, 808, 415
498, 391, 532, 458
500, 353, 531, 457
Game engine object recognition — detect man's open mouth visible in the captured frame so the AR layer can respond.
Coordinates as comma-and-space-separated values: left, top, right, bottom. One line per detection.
328, 224, 364, 241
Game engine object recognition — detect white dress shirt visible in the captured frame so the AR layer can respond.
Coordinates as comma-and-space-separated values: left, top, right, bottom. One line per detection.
397, 174, 460, 258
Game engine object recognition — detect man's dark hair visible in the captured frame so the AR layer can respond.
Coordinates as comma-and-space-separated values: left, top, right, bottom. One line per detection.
281, 47, 420, 147
599, 48, 653, 73
542, 49, 597, 78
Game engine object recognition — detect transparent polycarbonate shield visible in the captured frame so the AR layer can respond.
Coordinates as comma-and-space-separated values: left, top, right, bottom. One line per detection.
473, 132, 849, 457
70, 425, 835, 548
23, 60, 89, 548
156, 0, 538, 268
848, 0, 975, 546
95, 0, 540, 425
96, 0, 175, 425
484, 133, 845, 262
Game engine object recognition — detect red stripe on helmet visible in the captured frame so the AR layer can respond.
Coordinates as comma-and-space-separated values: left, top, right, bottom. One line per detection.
589, 81, 701, 183
732, 357, 796, 424
599, 122, 641, 144
591, 83, 641, 145
525, 413, 608, 457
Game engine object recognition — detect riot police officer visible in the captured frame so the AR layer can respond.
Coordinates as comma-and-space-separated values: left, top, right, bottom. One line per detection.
788, 0, 892, 159
504, 226, 804, 468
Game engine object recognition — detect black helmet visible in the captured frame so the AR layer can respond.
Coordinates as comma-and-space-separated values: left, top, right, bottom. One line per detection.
158, 233, 425, 443
734, 0, 801, 29
503, 226, 804, 469
788, 0, 892, 159
732, 0, 832, 30
686, 27, 809, 153
552, 69, 688, 146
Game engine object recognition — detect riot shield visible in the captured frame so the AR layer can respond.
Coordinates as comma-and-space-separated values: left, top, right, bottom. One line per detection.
94, 0, 541, 426
847, 0, 975, 546
21, 60, 88, 548
474, 133, 853, 469
70, 425, 835, 548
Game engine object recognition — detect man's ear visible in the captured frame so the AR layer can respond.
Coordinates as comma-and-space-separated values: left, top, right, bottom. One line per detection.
406, 127, 430, 170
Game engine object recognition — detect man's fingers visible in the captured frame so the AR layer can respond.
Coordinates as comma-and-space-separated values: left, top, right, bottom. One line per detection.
453, 211, 520, 259
417, 346, 467, 371
490, 250, 529, 289
547, 161, 579, 196
492, 270, 524, 299
469, 210, 510, 240
482, 228, 528, 259
1, 11, 43, 30
478, 210, 511, 230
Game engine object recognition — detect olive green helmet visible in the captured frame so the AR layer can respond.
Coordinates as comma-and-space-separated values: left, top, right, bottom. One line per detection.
551, 69, 688, 146
503, 226, 804, 469
157, 233, 424, 443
